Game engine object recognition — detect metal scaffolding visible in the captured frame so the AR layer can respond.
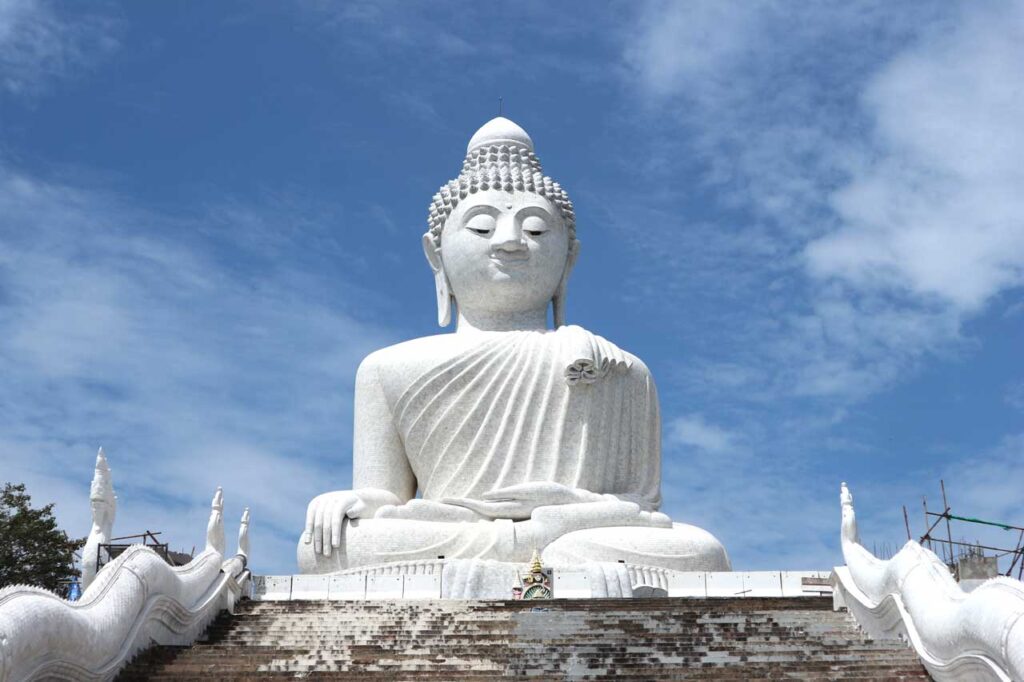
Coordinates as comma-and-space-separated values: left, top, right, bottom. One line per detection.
903, 479, 1024, 581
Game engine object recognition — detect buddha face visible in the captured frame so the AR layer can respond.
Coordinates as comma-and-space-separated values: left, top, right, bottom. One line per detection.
428, 190, 573, 316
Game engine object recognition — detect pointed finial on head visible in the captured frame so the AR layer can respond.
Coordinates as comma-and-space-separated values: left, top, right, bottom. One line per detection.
467, 117, 534, 153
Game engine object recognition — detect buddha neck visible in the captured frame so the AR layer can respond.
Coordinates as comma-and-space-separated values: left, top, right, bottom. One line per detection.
455, 306, 549, 334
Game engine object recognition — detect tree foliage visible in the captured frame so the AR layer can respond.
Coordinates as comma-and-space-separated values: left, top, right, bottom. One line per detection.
0, 483, 85, 594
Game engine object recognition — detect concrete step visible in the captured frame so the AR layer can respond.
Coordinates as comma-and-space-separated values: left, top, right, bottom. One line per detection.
118, 596, 930, 680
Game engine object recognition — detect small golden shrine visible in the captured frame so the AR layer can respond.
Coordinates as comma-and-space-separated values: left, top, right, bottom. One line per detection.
514, 550, 552, 600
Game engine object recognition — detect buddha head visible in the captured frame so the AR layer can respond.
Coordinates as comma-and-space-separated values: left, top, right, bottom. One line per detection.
423, 117, 580, 328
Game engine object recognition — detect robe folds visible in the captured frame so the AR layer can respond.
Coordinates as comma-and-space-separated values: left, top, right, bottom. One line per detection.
295, 326, 734, 574
392, 325, 662, 510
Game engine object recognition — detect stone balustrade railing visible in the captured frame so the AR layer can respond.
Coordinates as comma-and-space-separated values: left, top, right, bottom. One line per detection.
0, 489, 250, 682
832, 482, 1024, 682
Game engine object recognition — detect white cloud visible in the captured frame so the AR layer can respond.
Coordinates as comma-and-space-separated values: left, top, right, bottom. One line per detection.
0, 161, 396, 574
0, 0, 118, 95
1006, 381, 1024, 412
660, 424, 840, 570
807, 1, 1024, 314
615, 3, 1024, 570
617, 1, 1021, 405
623, 0, 765, 101
668, 414, 738, 454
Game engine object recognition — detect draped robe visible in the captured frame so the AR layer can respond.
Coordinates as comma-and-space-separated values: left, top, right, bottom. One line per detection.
389, 325, 662, 509
296, 326, 733, 574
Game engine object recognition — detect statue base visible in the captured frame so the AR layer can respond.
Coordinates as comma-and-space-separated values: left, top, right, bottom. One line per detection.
254, 560, 833, 601
296, 519, 731, 577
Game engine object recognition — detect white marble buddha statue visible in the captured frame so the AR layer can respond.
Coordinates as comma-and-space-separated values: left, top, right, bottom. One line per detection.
297, 117, 729, 574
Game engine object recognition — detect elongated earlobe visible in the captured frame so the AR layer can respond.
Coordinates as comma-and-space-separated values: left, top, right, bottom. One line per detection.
553, 291, 566, 328
553, 239, 580, 328
423, 233, 454, 327
434, 272, 453, 327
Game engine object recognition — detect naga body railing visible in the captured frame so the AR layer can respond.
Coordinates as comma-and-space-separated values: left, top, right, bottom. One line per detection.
0, 488, 251, 682
833, 482, 1024, 682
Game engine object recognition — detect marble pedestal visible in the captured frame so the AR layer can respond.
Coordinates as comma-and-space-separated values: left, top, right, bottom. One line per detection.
256, 561, 834, 601
297, 517, 731, 578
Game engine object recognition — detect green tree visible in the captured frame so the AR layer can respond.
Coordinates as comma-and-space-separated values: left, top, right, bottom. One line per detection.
0, 483, 85, 595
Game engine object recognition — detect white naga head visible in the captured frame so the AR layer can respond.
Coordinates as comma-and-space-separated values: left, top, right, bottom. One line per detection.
423, 117, 580, 328
89, 447, 116, 531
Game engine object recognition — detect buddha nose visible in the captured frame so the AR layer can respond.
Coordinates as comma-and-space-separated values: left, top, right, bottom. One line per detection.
492, 215, 527, 253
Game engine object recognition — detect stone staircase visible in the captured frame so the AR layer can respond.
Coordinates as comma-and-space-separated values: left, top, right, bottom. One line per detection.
118, 597, 930, 680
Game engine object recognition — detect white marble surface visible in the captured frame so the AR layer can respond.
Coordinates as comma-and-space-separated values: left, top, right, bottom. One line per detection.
833, 482, 1024, 681
80, 447, 116, 592
0, 482, 251, 682
297, 116, 729, 577
254, 565, 831, 601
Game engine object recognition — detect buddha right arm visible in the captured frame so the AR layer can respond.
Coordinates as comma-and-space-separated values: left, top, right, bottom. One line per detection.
303, 353, 417, 557
351, 351, 417, 497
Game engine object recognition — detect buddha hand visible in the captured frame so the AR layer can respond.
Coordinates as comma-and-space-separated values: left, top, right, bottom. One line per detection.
302, 488, 402, 557
443, 482, 607, 521
517, 498, 673, 551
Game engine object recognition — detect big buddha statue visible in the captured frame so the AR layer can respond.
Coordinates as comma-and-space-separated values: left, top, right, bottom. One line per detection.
297, 117, 729, 579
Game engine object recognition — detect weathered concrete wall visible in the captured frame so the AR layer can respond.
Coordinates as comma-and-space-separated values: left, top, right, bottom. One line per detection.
119, 597, 929, 679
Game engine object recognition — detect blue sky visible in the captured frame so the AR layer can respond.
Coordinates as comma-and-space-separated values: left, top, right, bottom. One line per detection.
1, 0, 1022, 575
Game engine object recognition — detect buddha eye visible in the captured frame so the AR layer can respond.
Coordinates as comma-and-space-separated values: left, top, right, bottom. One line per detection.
465, 214, 496, 236
522, 215, 548, 237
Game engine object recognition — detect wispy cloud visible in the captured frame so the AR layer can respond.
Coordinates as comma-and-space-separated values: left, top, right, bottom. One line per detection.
624, 0, 767, 102
617, 1, 1020, 404
807, 1, 1024, 314
1006, 381, 1024, 412
613, 1, 1024, 569
1, 0, 1018, 579
294, 0, 622, 121
668, 414, 738, 454
0, 0, 119, 95
660, 427, 840, 570
0, 160, 397, 573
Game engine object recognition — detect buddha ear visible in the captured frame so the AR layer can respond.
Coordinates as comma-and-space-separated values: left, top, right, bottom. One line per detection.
421, 233, 443, 273
422, 232, 453, 327
553, 238, 580, 328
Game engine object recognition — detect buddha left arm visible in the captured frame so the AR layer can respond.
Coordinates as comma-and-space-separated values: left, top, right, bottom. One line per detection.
513, 497, 672, 553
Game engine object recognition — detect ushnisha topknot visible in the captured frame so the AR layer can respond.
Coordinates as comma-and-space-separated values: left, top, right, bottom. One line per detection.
427, 117, 576, 247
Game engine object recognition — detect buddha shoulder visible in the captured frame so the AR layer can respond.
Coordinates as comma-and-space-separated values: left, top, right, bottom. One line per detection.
355, 334, 479, 401
357, 329, 653, 403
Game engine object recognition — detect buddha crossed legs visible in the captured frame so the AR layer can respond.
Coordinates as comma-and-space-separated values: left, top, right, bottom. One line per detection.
297, 118, 729, 574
